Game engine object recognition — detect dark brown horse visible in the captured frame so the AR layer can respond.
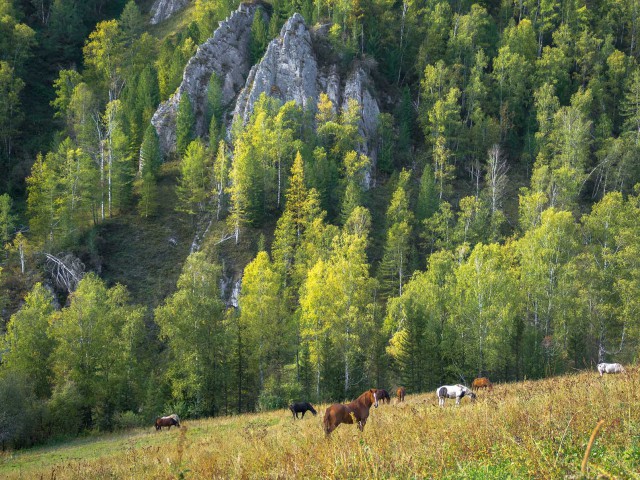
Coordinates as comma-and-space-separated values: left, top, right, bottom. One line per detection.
155, 414, 180, 430
289, 402, 317, 420
376, 389, 391, 404
397, 387, 406, 402
471, 377, 493, 391
323, 389, 378, 435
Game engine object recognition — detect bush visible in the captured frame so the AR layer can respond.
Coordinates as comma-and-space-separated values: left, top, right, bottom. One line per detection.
113, 411, 144, 430
46, 381, 86, 438
0, 371, 48, 450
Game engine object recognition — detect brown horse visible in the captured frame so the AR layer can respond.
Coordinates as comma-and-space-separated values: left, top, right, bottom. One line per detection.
155, 414, 180, 430
376, 389, 391, 404
397, 387, 406, 402
471, 377, 493, 392
323, 389, 378, 435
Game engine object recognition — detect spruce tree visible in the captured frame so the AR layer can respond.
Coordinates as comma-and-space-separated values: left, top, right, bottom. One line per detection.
176, 94, 195, 156
249, 10, 269, 64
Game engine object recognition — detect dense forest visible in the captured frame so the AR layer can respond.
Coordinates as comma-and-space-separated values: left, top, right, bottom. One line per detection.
1, 0, 640, 448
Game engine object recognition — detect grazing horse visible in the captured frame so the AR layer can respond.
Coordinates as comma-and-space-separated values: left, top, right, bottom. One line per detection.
155, 413, 180, 430
323, 389, 378, 435
376, 389, 391, 404
597, 363, 626, 376
437, 384, 476, 407
289, 402, 317, 420
397, 387, 406, 403
472, 377, 493, 391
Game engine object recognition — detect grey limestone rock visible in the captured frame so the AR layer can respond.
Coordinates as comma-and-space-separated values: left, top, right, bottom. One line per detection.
233, 13, 318, 125
151, 2, 265, 154
151, 7, 381, 187
149, 0, 191, 25
232, 13, 381, 187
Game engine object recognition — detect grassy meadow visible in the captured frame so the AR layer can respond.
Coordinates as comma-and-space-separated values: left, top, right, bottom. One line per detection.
1, 370, 639, 479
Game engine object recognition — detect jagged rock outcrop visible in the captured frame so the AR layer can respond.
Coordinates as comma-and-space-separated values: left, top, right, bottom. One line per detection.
151, 2, 266, 153
234, 13, 319, 124
149, 0, 191, 25
233, 13, 381, 187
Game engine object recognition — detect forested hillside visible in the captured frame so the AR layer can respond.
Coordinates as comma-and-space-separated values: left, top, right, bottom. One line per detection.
1, 0, 640, 448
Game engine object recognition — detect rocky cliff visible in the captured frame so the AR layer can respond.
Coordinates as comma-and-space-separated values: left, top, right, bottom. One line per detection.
151, 2, 266, 153
149, 0, 191, 25
151, 8, 381, 183
233, 14, 381, 186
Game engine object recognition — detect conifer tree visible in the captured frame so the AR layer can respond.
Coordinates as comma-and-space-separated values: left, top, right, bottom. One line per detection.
0, 193, 15, 246
249, 10, 269, 64
136, 125, 162, 218
213, 140, 229, 220
416, 163, 438, 223
176, 94, 195, 156
379, 170, 414, 298
177, 139, 211, 216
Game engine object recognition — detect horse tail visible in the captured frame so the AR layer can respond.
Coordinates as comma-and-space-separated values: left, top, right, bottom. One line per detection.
323, 409, 331, 435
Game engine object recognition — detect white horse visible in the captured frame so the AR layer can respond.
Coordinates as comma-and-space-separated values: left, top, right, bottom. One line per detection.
437, 384, 476, 407
597, 363, 626, 376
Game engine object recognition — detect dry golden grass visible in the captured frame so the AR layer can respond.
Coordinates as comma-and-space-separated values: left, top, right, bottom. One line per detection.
1, 370, 639, 479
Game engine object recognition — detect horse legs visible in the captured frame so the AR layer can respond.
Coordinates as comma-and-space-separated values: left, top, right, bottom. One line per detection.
301, 410, 306, 419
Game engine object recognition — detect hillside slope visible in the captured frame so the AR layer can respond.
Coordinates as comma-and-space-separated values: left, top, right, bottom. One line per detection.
1, 371, 638, 479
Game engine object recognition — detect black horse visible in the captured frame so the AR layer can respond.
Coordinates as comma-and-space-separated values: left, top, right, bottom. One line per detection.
289, 402, 317, 420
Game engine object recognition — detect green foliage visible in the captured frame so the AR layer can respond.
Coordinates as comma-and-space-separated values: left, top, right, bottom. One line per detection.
249, 9, 269, 64
26, 139, 97, 248
119, 1, 144, 43
2, 283, 55, 398
378, 170, 413, 298
157, 34, 197, 101
176, 94, 195, 156
6, 0, 640, 452
0, 61, 24, 157
83, 20, 125, 102
176, 139, 211, 216
0, 192, 15, 245
206, 72, 223, 131
416, 162, 438, 223
49, 274, 146, 430
135, 125, 162, 218
155, 252, 229, 417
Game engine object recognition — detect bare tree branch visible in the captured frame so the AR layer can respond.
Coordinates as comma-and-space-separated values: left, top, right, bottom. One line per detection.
44, 253, 85, 293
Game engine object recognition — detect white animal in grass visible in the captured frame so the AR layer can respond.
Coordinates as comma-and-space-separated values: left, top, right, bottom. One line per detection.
437, 384, 476, 407
597, 362, 626, 376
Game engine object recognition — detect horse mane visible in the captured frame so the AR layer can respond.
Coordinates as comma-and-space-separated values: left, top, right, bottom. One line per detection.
349, 389, 375, 408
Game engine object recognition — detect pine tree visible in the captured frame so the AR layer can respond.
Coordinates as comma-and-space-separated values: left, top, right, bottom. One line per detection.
213, 140, 229, 220
0, 192, 15, 246
379, 170, 413, 298
249, 9, 269, 64
176, 94, 195, 156
176, 139, 211, 216
416, 163, 438, 223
